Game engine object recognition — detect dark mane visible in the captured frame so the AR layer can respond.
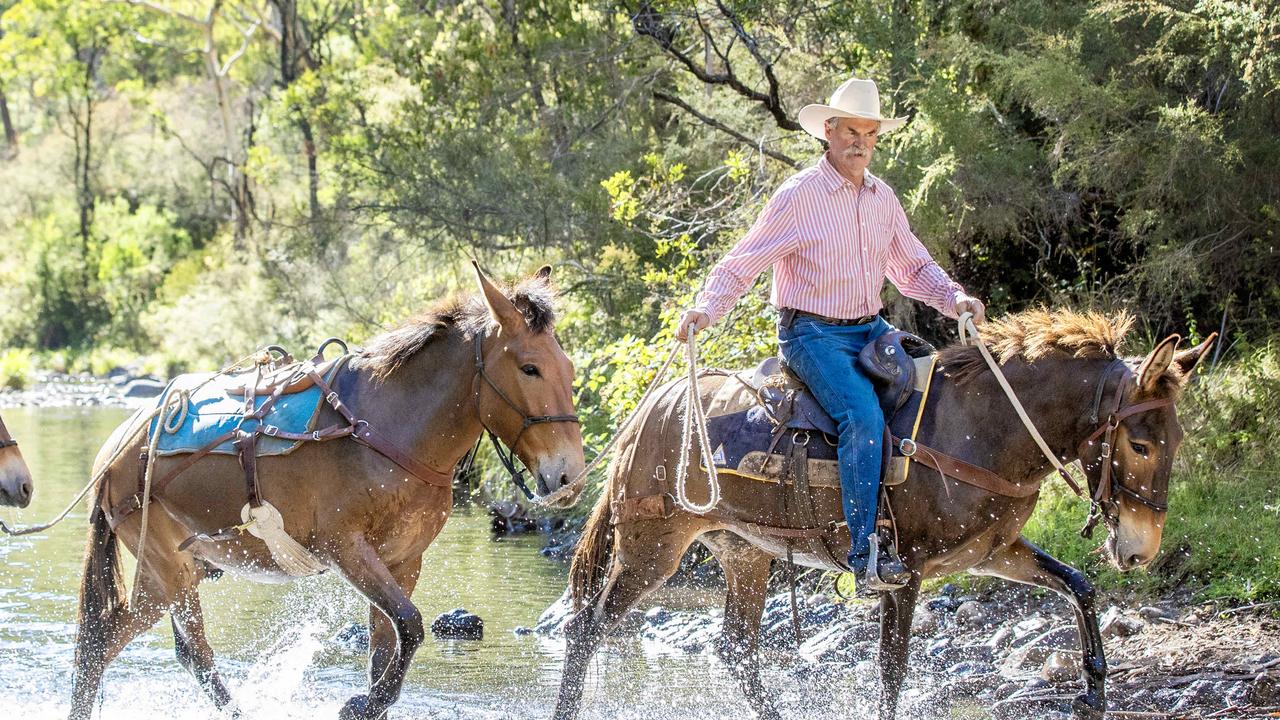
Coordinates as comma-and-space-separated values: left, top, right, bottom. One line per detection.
363, 275, 558, 380
939, 308, 1135, 384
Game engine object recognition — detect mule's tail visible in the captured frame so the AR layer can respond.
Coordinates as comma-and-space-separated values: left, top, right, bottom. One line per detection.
568, 473, 615, 610
74, 481, 125, 675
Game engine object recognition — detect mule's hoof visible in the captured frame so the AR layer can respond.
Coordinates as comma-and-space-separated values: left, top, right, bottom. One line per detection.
338, 695, 380, 720
1071, 692, 1105, 720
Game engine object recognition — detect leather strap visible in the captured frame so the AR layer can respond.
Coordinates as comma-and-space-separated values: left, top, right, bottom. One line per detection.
895, 436, 1042, 498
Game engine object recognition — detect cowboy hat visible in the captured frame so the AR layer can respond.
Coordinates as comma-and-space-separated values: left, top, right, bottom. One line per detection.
798, 78, 907, 140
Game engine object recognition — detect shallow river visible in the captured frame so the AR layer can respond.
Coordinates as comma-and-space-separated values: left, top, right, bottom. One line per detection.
0, 405, 939, 720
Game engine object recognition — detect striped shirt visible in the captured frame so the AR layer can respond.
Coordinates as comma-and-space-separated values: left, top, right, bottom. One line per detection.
693, 155, 970, 324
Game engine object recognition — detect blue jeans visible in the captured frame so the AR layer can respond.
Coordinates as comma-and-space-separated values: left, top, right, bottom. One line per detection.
778, 315, 893, 567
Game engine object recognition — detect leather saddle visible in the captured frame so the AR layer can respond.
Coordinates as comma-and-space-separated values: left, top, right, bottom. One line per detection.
749, 330, 936, 436
223, 355, 346, 397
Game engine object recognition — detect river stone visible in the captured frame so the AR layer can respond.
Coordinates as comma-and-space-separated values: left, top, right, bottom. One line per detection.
949, 660, 998, 677
1172, 679, 1249, 712
431, 608, 483, 640
954, 643, 996, 664
926, 596, 958, 613
955, 600, 994, 627
1009, 616, 1051, 647
986, 624, 1017, 652
1099, 606, 1142, 638
123, 378, 166, 398
1001, 626, 1076, 674
1040, 651, 1079, 683
1251, 672, 1280, 705
640, 611, 721, 653
911, 606, 939, 635
645, 606, 672, 625
1138, 605, 1176, 623
534, 590, 573, 634
331, 621, 369, 652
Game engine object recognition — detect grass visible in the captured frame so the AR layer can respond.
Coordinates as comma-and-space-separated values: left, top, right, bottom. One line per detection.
0, 348, 33, 390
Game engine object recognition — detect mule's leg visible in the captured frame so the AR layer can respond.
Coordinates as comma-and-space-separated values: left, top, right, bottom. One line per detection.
171, 579, 236, 713
972, 537, 1105, 720
701, 531, 780, 720
71, 508, 184, 720
553, 519, 702, 720
332, 535, 425, 720
362, 556, 424, 720
876, 576, 921, 720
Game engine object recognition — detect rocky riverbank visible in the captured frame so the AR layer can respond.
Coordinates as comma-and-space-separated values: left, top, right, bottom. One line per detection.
532, 584, 1280, 719
0, 371, 164, 408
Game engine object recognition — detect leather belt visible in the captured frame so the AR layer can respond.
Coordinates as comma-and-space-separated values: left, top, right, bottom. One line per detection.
779, 307, 878, 329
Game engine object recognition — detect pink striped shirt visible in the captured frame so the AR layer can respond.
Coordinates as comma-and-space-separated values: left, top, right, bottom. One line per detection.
693, 155, 970, 324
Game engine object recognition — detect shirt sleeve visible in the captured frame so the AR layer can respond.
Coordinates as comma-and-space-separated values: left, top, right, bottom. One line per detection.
883, 194, 969, 319
692, 187, 800, 325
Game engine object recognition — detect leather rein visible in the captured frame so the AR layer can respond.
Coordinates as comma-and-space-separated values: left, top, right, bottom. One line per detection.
472, 331, 581, 499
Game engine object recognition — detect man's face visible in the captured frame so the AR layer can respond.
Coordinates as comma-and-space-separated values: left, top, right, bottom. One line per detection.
824, 117, 880, 174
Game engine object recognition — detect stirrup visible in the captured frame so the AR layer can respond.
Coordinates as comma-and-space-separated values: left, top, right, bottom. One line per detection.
861, 532, 908, 592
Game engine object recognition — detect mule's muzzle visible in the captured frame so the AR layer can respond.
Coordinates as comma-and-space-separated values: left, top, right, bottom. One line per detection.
0, 470, 33, 508
532, 454, 586, 509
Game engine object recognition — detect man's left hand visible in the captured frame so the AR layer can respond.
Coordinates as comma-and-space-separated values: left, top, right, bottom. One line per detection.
954, 296, 987, 325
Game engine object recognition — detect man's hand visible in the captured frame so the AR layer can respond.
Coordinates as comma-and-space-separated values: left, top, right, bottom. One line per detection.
675, 309, 711, 342
954, 296, 987, 325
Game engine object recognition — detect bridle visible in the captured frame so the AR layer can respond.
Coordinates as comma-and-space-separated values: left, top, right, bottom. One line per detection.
0, 420, 16, 450
472, 330, 580, 499
1076, 359, 1175, 536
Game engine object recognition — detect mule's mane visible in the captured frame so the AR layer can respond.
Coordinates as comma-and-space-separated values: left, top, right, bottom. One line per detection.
939, 309, 1137, 384
363, 276, 557, 380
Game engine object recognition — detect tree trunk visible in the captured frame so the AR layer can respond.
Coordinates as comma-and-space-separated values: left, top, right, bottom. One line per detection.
273, 0, 320, 223
0, 87, 15, 158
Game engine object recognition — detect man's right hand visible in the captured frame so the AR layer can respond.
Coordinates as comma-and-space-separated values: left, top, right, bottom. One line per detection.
675, 309, 711, 342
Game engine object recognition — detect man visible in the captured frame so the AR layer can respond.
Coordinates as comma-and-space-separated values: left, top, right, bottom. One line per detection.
676, 78, 985, 590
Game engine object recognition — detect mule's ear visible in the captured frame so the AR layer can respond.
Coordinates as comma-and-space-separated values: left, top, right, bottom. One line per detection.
1137, 334, 1180, 393
471, 260, 524, 329
535, 264, 552, 280
1173, 332, 1217, 379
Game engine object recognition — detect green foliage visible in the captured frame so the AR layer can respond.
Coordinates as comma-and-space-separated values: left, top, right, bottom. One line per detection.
0, 348, 32, 390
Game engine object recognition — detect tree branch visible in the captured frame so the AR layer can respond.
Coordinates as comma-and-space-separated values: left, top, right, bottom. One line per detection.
653, 89, 799, 167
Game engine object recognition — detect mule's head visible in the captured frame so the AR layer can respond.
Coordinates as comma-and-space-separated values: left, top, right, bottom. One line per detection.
0, 415, 33, 508
472, 263, 586, 508
1081, 333, 1215, 571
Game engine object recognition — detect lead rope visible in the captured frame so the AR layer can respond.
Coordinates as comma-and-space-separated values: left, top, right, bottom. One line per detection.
673, 323, 721, 513
958, 313, 1088, 498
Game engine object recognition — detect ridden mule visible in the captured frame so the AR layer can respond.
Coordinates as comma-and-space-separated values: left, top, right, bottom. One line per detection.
71, 265, 584, 720
554, 310, 1214, 720
0, 412, 34, 507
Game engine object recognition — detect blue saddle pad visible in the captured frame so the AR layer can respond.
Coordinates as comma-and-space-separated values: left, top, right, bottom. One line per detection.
148, 363, 342, 457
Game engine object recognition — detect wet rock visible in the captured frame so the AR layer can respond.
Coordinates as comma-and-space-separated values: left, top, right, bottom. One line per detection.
949, 660, 997, 677
123, 378, 166, 398
953, 643, 996, 664
799, 623, 876, 663
925, 596, 958, 613
645, 606, 672, 625
639, 611, 721, 653
1138, 605, 1176, 623
1001, 626, 1076, 675
1040, 651, 1079, 683
1250, 671, 1280, 705
993, 681, 1021, 700
1009, 616, 1051, 647
941, 583, 960, 597
801, 600, 842, 627
926, 637, 952, 659
955, 600, 994, 627
911, 606, 938, 635
534, 590, 574, 634
986, 625, 1017, 652
331, 621, 369, 652
1171, 679, 1249, 712
512, 626, 533, 636
431, 608, 483, 640
1099, 606, 1142, 638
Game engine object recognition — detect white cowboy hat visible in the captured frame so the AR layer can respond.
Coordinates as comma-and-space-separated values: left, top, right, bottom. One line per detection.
798, 78, 907, 140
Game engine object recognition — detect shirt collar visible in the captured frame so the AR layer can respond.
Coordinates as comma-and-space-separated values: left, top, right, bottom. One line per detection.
818, 154, 878, 193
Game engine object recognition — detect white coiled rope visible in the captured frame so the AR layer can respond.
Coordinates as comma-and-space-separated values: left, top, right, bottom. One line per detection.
672, 323, 721, 513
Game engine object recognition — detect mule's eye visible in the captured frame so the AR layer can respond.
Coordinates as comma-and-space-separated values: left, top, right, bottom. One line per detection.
1129, 441, 1149, 457
521, 364, 541, 377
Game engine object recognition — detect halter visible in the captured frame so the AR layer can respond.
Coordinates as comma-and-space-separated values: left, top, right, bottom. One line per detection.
1076, 359, 1175, 536
472, 330, 580, 499
0, 421, 16, 450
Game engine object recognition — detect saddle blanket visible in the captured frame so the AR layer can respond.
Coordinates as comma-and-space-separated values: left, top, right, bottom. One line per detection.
697, 366, 931, 489
147, 361, 345, 458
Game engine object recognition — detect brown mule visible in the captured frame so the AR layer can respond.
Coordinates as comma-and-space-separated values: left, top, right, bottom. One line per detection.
0, 412, 34, 507
554, 310, 1215, 720
70, 264, 585, 720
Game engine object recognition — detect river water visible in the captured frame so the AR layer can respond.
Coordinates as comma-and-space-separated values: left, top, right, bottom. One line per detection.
2, 405, 912, 720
